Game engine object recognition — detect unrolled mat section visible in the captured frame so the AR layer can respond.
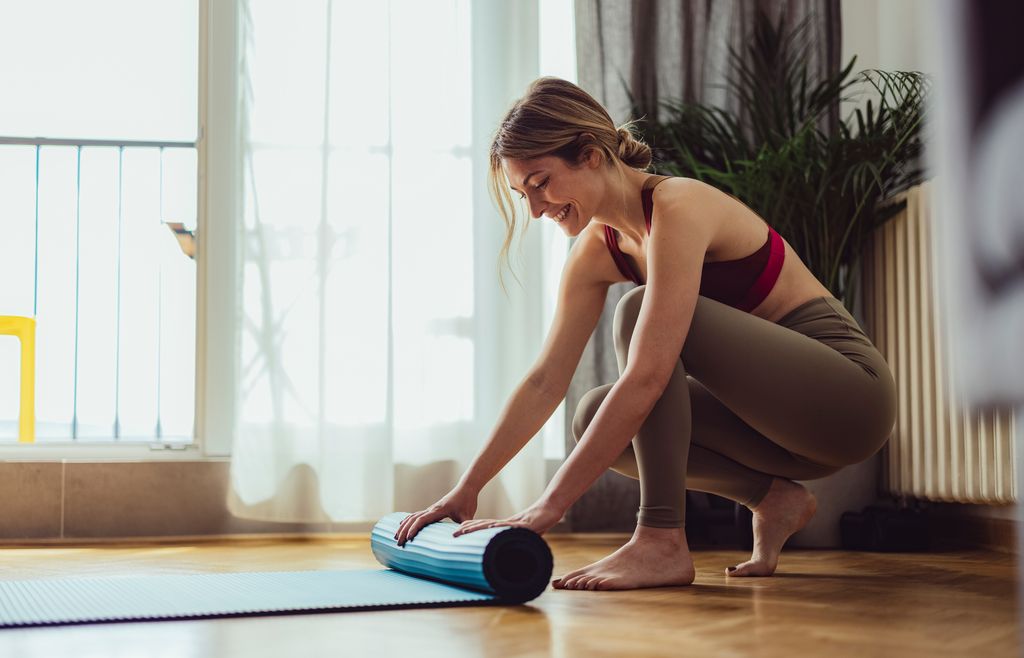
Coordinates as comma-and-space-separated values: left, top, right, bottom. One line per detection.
0, 512, 554, 628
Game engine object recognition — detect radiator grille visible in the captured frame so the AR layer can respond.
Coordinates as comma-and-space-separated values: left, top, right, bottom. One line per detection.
862, 181, 1017, 503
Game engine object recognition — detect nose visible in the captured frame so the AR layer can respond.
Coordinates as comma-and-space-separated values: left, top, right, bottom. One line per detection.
527, 194, 545, 220
528, 191, 552, 220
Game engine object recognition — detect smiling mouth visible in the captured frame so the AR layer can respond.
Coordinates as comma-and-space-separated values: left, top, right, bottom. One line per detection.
553, 204, 571, 223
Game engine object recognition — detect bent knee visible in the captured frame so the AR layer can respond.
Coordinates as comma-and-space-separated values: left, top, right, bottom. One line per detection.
612, 285, 646, 351
812, 435, 891, 470
572, 384, 613, 442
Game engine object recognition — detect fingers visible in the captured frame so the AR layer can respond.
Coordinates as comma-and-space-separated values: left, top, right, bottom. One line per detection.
395, 508, 485, 546
393, 513, 413, 545
395, 510, 439, 547
452, 520, 488, 537
396, 513, 420, 546
394, 512, 411, 543
452, 519, 510, 537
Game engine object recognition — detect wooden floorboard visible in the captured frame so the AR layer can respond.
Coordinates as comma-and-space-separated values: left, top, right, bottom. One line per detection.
0, 535, 1018, 657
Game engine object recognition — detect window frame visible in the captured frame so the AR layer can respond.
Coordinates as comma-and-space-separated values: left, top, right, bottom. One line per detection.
0, 0, 217, 460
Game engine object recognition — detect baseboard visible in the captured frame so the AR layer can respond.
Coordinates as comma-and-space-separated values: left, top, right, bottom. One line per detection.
0, 519, 576, 547
927, 505, 1020, 554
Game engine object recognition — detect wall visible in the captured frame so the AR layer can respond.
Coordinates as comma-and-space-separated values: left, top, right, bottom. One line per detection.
842, 0, 936, 75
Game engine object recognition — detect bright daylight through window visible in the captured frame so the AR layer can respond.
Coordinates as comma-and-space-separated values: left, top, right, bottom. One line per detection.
0, 1, 199, 444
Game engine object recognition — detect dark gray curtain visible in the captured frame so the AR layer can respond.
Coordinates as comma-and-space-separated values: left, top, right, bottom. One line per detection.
566, 0, 842, 531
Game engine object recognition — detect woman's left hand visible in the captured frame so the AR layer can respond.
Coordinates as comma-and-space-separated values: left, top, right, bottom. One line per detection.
452, 501, 564, 538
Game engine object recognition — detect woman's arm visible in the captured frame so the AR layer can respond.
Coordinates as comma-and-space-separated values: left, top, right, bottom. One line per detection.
537, 193, 713, 515
393, 229, 618, 548
456, 231, 616, 495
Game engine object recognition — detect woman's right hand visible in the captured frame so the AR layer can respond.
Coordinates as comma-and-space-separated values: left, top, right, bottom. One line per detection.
394, 486, 479, 547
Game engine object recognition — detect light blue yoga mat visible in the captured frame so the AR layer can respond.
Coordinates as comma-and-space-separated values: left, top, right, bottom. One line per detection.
0, 512, 553, 628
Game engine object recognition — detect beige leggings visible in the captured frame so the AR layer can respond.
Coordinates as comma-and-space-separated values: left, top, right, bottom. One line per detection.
571, 288, 897, 528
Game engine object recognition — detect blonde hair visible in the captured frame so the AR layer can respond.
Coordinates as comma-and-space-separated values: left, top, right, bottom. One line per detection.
488, 76, 653, 292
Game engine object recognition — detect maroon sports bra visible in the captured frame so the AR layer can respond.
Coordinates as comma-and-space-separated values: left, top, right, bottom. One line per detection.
603, 175, 786, 313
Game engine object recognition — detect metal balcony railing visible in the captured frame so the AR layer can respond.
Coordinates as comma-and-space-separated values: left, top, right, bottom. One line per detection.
0, 136, 198, 443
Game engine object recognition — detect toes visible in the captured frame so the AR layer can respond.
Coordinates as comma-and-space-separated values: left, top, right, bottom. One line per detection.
556, 569, 582, 584
553, 572, 586, 589
728, 560, 772, 577
728, 561, 754, 576
566, 575, 587, 589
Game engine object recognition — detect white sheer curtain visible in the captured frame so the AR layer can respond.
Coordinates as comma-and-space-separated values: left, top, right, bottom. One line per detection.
225, 0, 572, 524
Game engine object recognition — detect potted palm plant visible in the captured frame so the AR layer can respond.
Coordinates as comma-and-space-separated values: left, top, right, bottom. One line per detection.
630, 11, 929, 311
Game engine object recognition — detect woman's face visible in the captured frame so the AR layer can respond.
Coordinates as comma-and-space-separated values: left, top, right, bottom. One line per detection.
502, 152, 602, 235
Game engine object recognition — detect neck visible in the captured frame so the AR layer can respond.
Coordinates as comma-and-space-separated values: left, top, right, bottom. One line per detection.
592, 166, 651, 245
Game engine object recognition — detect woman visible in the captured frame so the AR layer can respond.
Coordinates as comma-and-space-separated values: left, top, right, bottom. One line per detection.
394, 77, 896, 591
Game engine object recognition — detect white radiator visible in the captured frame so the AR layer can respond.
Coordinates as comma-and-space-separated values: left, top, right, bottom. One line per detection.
861, 181, 1017, 503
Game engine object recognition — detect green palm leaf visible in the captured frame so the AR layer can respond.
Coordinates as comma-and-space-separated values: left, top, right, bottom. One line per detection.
627, 9, 929, 308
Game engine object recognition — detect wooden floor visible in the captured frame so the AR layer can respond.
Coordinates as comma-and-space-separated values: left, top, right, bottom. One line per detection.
0, 535, 1018, 657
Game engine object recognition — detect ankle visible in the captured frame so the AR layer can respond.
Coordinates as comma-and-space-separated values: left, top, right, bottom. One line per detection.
631, 524, 688, 548
751, 478, 789, 511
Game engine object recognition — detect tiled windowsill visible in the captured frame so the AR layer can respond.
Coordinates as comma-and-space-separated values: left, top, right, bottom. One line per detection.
0, 461, 329, 541
0, 460, 574, 542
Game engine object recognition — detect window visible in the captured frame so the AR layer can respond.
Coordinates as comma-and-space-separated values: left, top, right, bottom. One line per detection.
1, 0, 578, 462
0, 1, 199, 444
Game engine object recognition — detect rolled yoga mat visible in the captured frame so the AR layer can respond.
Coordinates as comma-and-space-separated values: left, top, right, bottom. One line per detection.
0, 512, 554, 628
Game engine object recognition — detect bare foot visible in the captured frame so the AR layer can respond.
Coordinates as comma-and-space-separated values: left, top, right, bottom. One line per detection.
727, 477, 816, 577
552, 525, 695, 591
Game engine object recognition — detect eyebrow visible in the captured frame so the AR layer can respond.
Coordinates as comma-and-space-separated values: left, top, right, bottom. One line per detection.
509, 170, 543, 195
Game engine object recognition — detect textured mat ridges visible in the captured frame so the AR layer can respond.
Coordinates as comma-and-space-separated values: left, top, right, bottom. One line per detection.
370, 512, 505, 593
0, 570, 496, 628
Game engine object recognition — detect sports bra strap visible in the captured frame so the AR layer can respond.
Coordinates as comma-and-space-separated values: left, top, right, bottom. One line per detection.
604, 224, 642, 284
641, 175, 672, 233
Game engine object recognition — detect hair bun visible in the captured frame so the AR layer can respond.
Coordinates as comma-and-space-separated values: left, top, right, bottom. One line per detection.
616, 127, 632, 152
615, 124, 652, 169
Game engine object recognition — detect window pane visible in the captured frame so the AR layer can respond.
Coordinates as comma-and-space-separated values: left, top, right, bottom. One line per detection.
0, 0, 198, 142
34, 147, 78, 441
392, 150, 474, 430
324, 152, 390, 426
392, 150, 474, 321
75, 148, 120, 439
245, 0, 327, 147
390, 0, 471, 150
239, 147, 323, 429
0, 147, 37, 316
328, 4, 389, 149
117, 149, 162, 439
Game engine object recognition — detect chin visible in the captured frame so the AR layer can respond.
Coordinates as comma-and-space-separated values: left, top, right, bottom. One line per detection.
565, 217, 587, 235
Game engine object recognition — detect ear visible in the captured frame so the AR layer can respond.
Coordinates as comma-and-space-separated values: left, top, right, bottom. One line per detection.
576, 132, 603, 169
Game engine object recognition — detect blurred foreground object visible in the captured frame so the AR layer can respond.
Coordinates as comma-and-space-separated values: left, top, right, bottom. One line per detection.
933, 0, 1024, 408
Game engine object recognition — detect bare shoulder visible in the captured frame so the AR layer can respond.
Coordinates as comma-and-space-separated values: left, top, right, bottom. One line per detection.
649, 176, 728, 216
649, 176, 765, 260
567, 221, 629, 286
648, 177, 719, 240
